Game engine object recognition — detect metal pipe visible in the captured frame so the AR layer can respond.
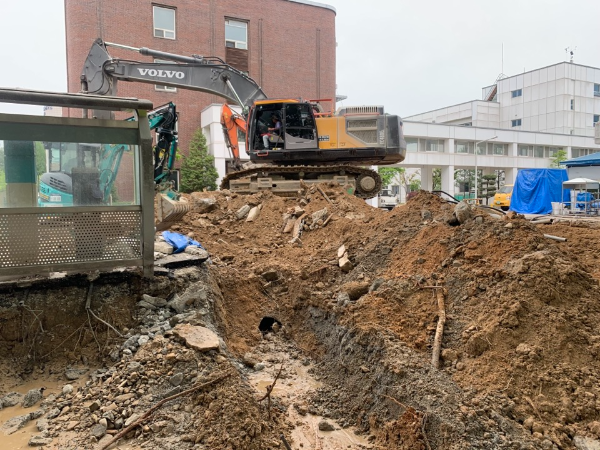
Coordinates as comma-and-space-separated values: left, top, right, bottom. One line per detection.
224, 78, 246, 111
105, 41, 203, 64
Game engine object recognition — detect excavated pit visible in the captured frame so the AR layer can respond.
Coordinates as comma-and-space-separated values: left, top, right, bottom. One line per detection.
2, 187, 600, 449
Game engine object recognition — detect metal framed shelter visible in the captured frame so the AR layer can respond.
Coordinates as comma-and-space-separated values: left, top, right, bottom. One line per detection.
562, 178, 600, 215
0, 88, 155, 278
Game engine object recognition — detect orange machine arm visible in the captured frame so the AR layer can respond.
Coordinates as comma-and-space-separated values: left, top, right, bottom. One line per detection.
221, 104, 248, 169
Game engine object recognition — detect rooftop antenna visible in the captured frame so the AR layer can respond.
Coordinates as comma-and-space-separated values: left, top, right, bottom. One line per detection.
565, 46, 577, 63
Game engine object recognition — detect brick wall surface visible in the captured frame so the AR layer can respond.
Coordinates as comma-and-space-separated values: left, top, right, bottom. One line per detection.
65, 0, 336, 161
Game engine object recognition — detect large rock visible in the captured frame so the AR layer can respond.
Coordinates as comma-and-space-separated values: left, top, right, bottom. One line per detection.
342, 281, 371, 300
90, 423, 107, 439
22, 388, 44, 408
236, 205, 251, 220
2, 392, 24, 407
173, 324, 220, 352
574, 436, 600, 450
65, 367, 87, 381
28, 436, 53, 446
142, 294, 168, 308
2, 414, 32, 434
453, 201, 473, 224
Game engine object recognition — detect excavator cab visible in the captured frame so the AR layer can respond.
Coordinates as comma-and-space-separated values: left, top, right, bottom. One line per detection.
248, 101, 318, 154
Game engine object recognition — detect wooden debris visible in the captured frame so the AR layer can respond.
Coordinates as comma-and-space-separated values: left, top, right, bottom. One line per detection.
431, 288, 446, 369
544, 234, 567, 242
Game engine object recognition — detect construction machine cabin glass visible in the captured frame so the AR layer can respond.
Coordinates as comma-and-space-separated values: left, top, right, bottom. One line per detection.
37, 141, 138, 207
1, 135, 140, 209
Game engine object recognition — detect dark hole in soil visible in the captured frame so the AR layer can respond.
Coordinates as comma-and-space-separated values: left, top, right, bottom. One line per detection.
259, 316, 282, 333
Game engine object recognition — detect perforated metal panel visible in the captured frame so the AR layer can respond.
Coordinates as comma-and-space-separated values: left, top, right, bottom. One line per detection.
0, 210, 142, 268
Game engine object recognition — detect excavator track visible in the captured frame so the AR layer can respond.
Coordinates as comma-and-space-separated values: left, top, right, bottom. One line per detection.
220, 165, 382, 199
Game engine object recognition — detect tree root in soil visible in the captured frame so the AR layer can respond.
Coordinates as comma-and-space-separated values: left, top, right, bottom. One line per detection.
258, 363, 284, 420
98, 371, 232, 450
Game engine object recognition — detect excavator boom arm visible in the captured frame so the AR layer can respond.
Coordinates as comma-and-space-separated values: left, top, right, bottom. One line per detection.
220, 104, 247, 167
82, 39, 267, 110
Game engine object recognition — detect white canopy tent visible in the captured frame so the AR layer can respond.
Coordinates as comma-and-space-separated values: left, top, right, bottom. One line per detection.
562, 178, 600, 215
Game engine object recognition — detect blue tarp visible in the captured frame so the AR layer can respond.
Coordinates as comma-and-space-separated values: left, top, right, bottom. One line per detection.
162, 231, 204, 254
564, 153, 600, 167
510, 169, 570, 214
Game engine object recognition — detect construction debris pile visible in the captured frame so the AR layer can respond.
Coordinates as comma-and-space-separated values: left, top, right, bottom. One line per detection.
2, 185, 600, 450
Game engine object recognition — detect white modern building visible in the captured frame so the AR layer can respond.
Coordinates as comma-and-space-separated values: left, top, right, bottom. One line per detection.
201, 61, 600, 199
401, 61, 600, 197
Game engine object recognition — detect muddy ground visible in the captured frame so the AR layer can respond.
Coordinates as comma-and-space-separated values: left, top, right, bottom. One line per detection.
2, 187, 600, 450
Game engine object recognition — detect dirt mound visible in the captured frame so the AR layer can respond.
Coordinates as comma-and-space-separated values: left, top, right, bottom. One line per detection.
177, 186, 600, 448
3, 186, 600, 449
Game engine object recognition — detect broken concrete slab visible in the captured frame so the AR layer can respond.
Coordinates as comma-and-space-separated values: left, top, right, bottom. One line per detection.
236, 205, 251, 220
246, 205, 262, 222
338, 255, 353, 273
184, 246, 210, 259
155, 252, 209, 269
172, 323, 220, 352
142, 294, 168, 308
154, 241, 174, 254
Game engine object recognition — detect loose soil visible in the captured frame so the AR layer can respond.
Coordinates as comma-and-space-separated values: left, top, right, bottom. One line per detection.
2, 186, 600, 449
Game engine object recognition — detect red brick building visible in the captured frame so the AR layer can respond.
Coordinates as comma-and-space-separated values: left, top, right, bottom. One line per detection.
64, 0, 336, 159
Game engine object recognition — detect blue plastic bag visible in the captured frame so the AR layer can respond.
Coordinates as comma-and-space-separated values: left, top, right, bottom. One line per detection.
162, 231, 204, 254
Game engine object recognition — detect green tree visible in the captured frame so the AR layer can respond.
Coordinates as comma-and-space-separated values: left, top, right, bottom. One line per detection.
378, 167, 404, 187
180, 129, 218, 193
399, 169, 420, 197
550, 149, 567, 168
432, 168, 442, 191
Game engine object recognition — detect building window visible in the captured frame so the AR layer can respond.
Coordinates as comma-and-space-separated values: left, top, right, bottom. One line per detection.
455, 141, 473, 154
153, 6, 175, 39
424, 139, 444, 152
511, 119, 522, 127
405, 138, 418, 153
154, 60, 177, 92
511, 89, 522, 98
459, 122, 472, 127
594, 115, 599, 127
595, 84, 600, 97
491, 143, 507, 156
534, 146, 544, 158
225, 19, 248, 49
518, 145, 531, 157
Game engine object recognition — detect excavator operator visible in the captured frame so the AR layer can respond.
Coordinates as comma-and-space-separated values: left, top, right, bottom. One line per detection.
262, 112, 282, 149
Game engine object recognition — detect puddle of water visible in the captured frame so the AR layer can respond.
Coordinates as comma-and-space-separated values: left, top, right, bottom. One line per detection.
0, 375, 86, 449
249, 359, 370, 449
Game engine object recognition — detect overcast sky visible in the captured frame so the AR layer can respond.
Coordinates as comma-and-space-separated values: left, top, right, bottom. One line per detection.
2, 0, 600, 117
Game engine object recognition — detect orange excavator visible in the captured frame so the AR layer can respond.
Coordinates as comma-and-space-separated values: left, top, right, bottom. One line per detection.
81, 38, 407, 198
